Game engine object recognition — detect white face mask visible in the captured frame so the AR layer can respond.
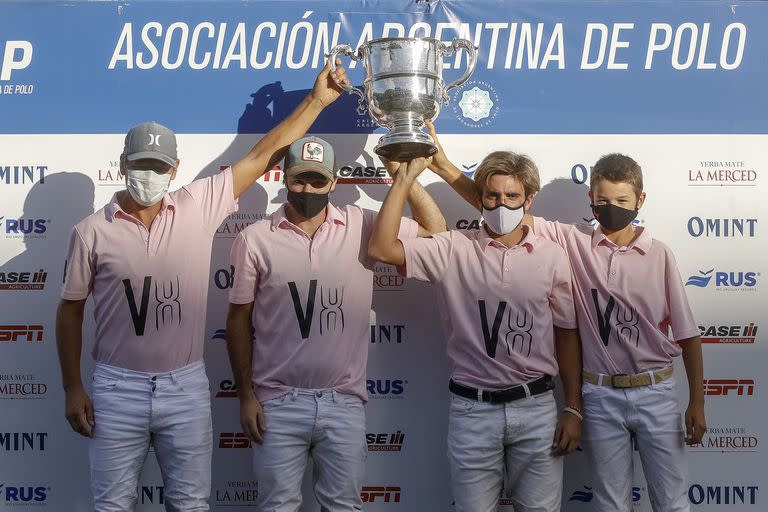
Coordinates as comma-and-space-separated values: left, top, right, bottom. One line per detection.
125, 169, 172, 207
482, 202, 525, 235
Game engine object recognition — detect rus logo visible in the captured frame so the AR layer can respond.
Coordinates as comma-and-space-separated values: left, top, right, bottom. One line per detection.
366, 379, 406, 397
0, 484, 48, 503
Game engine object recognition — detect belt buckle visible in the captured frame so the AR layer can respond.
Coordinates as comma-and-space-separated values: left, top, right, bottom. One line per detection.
612, 374, 632, 388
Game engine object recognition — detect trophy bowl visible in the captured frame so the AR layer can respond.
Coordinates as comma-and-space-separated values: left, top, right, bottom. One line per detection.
328, 37, 477, 160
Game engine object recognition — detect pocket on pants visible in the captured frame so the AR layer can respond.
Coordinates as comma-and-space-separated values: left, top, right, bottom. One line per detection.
92, 373, 124, 394
176, 374, 210, 394
336, 392, 364, 411
449, 394, 477, 413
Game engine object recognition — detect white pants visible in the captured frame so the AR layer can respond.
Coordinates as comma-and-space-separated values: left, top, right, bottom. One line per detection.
581, 377, 689, 511
252, 388, 366, 512
89, 361, 212, 511
447, 390, 562, 512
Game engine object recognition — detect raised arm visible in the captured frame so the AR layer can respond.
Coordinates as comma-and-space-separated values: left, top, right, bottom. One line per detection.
369, 157, 432, 266
230, 61, 349, 198
425, 121, 482, 212
405, 175, 447, 237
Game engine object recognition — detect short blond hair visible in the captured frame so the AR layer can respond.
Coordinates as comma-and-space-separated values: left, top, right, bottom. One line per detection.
473, 151, 540, 197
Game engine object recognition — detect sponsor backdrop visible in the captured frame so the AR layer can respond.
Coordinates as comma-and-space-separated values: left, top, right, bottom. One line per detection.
0, 1, 765, 510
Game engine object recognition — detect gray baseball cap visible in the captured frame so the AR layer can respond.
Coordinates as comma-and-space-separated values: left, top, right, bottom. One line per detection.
284, 136, 335, 180
123, 121, 178, 167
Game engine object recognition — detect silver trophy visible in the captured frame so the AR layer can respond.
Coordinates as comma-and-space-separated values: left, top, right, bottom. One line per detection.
328, 37, 477, 160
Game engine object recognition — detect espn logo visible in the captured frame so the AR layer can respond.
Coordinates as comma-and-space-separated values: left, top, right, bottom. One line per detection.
361, 486, 401, 503
0, 325, 43, 342
703, 379, 755, 396
218, 433, 251, 449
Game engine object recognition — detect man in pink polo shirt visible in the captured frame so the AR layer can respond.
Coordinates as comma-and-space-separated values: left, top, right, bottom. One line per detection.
226, 138, 446, 511
368, 155, 583, 512
425, 122, 706, 511
56, 62, 352, 511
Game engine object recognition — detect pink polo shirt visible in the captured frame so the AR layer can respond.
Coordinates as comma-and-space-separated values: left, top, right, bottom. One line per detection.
400, 227, 577, 389
61, 168, 238, 373
532, 217, 699, 375
229, 203, 418, 402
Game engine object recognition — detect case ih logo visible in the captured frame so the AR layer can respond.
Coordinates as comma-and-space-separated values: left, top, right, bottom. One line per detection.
216, 379, 238, 398
366, 431, 405, 452
0, 325, 43, 343
360, 486, 400, 503
703, 379, 754, 397
0, 269, 47, 290
337, 165, 392, 185
219, 433, 251, 449
699, 324, 757, 344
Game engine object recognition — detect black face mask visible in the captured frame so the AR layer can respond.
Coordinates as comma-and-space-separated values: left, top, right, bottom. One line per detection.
287, 190, 329, 218
590, 203, 638, 231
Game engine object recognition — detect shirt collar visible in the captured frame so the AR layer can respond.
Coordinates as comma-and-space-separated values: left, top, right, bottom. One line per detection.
106, 191, 176, 221
591, 224, 651, 254
476, 224, 537, 253
270, 203, 346, 231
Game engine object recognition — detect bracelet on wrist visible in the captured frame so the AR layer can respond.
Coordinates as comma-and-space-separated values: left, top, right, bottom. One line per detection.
563, 406, 583, 421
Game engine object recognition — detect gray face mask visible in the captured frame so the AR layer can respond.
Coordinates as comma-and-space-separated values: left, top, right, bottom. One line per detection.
125, 169, 172, 206
482, 202, 525, 235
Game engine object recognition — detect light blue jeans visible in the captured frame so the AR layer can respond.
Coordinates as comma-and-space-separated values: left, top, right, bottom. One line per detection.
253, 388, 366, 511
89, 361, 212, 511
447, 390, 562, 512
581, 377, 689, 511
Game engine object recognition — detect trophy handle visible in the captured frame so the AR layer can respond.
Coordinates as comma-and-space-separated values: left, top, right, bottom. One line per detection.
440, 38, 478, 104
327, 44, 367, 115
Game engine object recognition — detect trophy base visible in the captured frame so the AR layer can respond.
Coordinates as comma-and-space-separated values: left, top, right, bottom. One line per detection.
374, 132, 437, 161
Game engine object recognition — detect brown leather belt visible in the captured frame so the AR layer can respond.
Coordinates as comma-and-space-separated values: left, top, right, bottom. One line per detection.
582, 367, 673, 388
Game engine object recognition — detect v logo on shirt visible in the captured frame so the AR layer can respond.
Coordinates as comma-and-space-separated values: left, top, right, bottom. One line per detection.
288, 280, 345, 339
590, 289, 640, 347
123, 276, 182, 336
478, 300, 534, 358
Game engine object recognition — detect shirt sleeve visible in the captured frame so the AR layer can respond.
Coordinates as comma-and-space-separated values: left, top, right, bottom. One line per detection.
548, 247, 578, 329
183, 167, 238, 233
532, 216, 570, 250
400, 231, 454, 283
663, 246, 700, 341
61, 227, 93, 300
228, 231, 260, 304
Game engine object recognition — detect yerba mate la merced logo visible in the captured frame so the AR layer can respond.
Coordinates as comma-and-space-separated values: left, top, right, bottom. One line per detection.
452, 80, 500, 128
